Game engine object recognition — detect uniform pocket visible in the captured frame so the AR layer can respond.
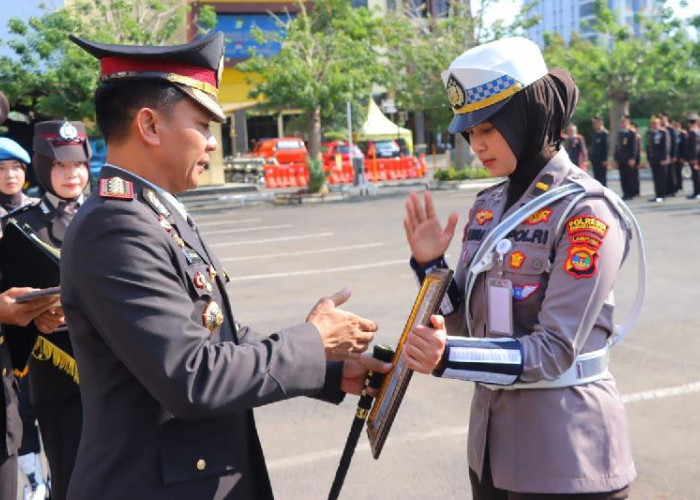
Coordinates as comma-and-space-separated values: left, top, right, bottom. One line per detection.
159, 433, 238, 485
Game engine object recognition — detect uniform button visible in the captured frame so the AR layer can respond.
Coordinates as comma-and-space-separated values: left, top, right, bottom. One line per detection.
533, 260, 543, 270
196, 458, 206, 471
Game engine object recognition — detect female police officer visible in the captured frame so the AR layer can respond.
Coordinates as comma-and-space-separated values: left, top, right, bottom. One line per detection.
401, 37, 639, 498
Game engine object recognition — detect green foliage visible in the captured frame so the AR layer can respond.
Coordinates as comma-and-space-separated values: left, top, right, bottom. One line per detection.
385, 0, 540, 133
433, 167, 490, 181
238, 0, 397, 158
0, 0, 217, 123
306, 157, 328, 193
543, 0, 700, 131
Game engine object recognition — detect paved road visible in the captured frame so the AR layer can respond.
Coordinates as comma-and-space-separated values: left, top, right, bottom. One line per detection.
187, 178, 700, 499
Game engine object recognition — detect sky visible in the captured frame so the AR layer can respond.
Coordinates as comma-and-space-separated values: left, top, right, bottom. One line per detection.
482, 0, 700, 26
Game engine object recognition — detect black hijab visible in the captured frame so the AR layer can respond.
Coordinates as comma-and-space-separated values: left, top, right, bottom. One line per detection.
488, 68, 580, 210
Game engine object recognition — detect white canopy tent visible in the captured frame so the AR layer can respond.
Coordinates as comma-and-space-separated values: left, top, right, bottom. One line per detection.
355, 98, 413, 154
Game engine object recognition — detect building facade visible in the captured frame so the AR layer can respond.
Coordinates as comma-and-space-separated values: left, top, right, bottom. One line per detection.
526, 0, 661, 48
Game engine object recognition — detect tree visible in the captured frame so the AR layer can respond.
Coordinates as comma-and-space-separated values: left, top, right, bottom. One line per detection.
386, 0, 539, 168
0, 0, 216, 122
543, 0, 700, 147
238, 0, 398, 160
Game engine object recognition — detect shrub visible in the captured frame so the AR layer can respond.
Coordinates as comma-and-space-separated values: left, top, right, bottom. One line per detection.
433, 167, 491, 181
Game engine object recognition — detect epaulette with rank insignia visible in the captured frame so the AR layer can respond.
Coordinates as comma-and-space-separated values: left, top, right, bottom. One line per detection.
476, 179, 507, 197
529, 173, 554, 197
99, 177, 134, 200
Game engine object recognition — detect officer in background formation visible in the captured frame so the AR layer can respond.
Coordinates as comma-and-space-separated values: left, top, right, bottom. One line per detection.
660, 112, 678, 196
671, 120, 685, 195
684, 113, 700, 199
563, 123, 587, 168
0, 138, 36, 221
0, 89, 61, 500
645, 116, 670, 203
615, 115, 639, 200
61, 32, 388, 499
589, 115, 609, 186
2, 120, 92, 500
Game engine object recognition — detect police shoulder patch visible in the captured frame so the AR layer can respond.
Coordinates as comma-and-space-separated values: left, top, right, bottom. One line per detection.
564, 245, 599, 279
100, 177, 134, 200
566, 214, 608, 238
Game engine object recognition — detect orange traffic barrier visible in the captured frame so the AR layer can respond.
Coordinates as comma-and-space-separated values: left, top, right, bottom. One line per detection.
265, 165, 277, 188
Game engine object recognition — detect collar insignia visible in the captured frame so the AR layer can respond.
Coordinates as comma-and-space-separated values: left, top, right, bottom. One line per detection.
142, 188, 171, 218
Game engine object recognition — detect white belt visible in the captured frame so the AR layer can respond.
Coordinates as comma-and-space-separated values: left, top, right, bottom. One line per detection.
480, 344, 611, 390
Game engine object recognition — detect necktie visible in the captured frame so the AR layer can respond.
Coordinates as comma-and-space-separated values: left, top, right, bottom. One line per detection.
52, 201, 79, 241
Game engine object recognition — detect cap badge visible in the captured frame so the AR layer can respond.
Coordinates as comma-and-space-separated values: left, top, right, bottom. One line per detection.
99, 177, 134, 200
446, 75, 466, 110
59, 121, 79, 141
202, 300, 224, 332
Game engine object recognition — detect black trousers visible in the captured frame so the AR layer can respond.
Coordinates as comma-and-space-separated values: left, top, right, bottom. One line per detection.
34, 396, 83, 500
17, 377, 41, 455
619, 162, 636, 198
0, 454, 17, 500
469, 465, 631, 500
591, 161, 607, 187
690, 165, 700, 196
650, 162, 668, 199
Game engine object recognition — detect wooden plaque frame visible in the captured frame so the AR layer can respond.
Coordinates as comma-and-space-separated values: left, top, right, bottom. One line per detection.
366, 268, 453, 459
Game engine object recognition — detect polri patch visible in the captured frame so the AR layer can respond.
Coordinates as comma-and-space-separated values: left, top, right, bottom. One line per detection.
510, 251, 525, 269
476, 210, 493, 225
564, 245, 599, 278
513, 284, 539, 301
524, 208, 553, 225
99, 177, 134, 200
566, 215, 608, 238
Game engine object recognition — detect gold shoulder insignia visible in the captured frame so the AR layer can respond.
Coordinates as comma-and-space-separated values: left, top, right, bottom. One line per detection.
99, 177, 134, 200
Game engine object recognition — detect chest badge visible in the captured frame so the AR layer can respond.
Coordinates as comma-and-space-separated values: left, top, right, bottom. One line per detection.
157, 215, 173, 232
476, 210, 493, 225
207, 265, 218, 281
202, 300, 224, 332
513, 284, 539, 301
509, 251, 525, 269
525, 208, 553, 225
193, 271, 213, 293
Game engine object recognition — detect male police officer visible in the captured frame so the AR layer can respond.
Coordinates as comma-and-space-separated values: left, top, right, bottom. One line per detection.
614, 115, 638, 200
62, 33, 387, 499
685, 113, 700, 199
589, 115, 610, 186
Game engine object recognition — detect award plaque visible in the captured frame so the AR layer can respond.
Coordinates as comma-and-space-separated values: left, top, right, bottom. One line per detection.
366, 268, 453, 459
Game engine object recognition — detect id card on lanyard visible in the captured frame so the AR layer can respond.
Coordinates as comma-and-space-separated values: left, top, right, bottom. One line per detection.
487, 277, 514, 335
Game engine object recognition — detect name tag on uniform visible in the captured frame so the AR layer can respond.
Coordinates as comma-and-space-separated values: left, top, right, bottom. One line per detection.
487, 278, 513, 336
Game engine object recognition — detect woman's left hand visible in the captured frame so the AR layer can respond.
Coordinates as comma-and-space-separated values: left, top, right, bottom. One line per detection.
402, 315, 447, 374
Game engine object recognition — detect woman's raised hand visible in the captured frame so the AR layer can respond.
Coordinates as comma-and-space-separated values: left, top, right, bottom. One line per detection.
403, 191, 458, 265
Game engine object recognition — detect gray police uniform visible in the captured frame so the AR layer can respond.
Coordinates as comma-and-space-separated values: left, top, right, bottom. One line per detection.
61, 166, 344, 499
416, 151, 635, 494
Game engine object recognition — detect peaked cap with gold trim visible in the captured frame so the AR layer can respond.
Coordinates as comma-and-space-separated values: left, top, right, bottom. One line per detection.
70, 32, 226, 123
441, 37, 548, 133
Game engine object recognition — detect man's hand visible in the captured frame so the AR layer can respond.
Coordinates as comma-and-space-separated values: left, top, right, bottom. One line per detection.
628, 159, 634, 167
0, 288, 57, 326
307, 287, 377, 361
402, 315, 447, 374
34, 306, 65, 334
340, 353, 392, 396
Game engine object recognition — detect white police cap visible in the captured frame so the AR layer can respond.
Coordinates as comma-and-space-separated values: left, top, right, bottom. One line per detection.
441, 37, 548, 133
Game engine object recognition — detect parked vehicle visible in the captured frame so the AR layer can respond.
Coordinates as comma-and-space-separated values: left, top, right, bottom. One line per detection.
252, 137, 308, 166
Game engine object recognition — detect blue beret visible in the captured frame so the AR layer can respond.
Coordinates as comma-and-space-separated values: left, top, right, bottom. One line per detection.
0, 137, 31, 164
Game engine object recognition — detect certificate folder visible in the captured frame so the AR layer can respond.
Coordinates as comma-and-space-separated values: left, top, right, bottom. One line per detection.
0, 219, 61, 369
366, 268, 453, 459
